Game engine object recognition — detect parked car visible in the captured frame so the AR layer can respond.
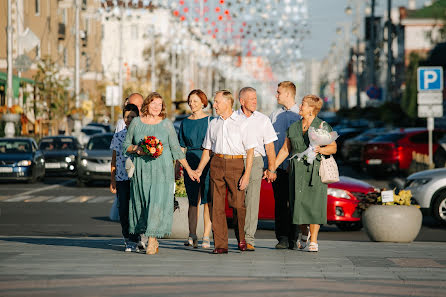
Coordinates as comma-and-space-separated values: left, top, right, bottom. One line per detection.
363, 128, 446, 175
77, 133, 113, 186
404, 168, 446, 224
342, 128, 391, 164
79, 126, 106, 145
433, 134, 446, 168
0, 137, 45, 183
86, 122, 113, 133
225, 176, 377, 231
333, 128, 364, 160
39, 136, 82, 176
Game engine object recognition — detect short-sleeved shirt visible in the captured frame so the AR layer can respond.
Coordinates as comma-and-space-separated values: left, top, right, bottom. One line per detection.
115, 119, 126, 133
202, 111, 257, 155
110, 128, 129, 181
269, 103, 301, 170
236, 109, 277, 157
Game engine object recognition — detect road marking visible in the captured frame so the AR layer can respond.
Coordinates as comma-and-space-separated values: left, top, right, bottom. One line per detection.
4, 196, 32, 202
0, 196, 11, 201
24, 196, 52, 202
8, 180, 75, 198
88, 196, 114, 203
67, 196, 95, 203
47, 196, 75, 203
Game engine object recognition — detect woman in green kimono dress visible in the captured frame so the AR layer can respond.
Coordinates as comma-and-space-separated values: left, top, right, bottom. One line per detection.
271, 95, 337, 252
123, 92, 198, 255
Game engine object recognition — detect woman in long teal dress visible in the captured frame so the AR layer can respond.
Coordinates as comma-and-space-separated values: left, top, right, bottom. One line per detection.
123, 92, 198, 255
178, 89, 212, 249
272, 95, 337, 252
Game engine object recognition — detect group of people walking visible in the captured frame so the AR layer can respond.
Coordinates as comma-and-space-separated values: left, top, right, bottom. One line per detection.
110, 81, 337, 255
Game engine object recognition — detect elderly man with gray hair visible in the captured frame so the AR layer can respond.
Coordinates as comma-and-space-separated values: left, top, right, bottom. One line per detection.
234, 87, 278, 251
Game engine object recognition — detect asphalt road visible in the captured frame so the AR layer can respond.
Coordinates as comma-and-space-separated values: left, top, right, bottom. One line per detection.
0, 170, 445, 242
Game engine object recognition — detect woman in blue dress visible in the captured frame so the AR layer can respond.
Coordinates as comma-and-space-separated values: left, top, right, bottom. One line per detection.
178, 89, 212, 249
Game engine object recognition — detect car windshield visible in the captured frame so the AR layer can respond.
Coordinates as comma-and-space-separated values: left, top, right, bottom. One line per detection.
82, 128, 103, 136
87, 135, 113, 150
0, 140, 32, 153
40, 138, 77, 150
372, 133, 405, 142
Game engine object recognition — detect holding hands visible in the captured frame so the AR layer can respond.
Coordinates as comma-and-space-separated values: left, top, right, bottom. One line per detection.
262, 169, 277, 183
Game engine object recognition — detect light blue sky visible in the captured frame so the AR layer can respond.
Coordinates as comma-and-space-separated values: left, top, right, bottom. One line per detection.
302, 0, 431, 60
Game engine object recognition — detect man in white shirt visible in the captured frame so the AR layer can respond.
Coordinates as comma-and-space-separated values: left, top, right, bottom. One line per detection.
269, 81, 301, 249
235, 87, 278, 251
195, 90, 257, 254
114, 93, 144, 133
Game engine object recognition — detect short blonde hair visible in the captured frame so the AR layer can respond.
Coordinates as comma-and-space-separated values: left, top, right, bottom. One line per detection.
278, 81, 296, 97
302, 94, 323, 115
215, 89, 234, 107
140, 92, 167, 119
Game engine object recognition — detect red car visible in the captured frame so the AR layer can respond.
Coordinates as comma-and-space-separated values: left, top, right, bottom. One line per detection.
362, 128, 446, 174
226, 176, 377, 231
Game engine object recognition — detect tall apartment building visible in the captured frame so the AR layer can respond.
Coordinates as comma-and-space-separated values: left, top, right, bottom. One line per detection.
0, 0, 103, 109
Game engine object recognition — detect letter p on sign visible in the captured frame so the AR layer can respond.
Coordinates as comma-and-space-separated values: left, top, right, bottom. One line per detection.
418, 67, 443, 91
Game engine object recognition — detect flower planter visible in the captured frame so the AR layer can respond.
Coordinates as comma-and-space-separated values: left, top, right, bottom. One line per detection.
362, 205, 422, 243
2, 113, 21, 123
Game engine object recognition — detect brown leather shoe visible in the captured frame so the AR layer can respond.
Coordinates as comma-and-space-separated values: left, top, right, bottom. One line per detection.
238, 240, 247, 251
246, 244, 255, 251
212, 248, 228, 254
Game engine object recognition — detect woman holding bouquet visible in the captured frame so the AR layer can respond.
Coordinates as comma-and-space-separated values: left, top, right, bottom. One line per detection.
123, 92, 198, 255
271, 95, 337, 252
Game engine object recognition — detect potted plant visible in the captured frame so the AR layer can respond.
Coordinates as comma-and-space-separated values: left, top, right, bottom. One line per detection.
358, 190, 422, 243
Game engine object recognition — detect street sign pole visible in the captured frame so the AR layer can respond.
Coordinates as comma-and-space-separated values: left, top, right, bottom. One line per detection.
428, 117, 434, 166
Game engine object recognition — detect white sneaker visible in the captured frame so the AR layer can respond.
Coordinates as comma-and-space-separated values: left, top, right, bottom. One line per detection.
124, 239, 136, 252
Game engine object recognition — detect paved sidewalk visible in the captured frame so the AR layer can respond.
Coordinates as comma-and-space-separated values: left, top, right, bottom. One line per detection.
0, 236, 445, 296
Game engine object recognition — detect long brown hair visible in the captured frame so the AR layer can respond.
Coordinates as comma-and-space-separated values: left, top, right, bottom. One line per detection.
140, 92, 167, 119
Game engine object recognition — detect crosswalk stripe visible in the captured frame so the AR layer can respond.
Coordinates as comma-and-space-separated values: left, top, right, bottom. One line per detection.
47, 196, 75, 203
4, 196, 32, 202
88, 196, 114, 203
0, 196, 11, 201
67, 196, 95, 203
24, 196, 52, 202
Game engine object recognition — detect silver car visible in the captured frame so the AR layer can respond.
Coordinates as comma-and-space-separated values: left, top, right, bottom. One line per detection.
404, 168, 446, 224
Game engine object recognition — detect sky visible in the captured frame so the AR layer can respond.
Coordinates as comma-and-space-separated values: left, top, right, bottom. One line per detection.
302, 0, 433, 61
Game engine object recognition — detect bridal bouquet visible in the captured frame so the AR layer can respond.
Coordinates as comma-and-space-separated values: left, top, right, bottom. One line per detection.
291, 123, 339, 164
140, 136, 163, 158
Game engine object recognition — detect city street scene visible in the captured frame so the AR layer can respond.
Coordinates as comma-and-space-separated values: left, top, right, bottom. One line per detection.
1, 0, 446, 296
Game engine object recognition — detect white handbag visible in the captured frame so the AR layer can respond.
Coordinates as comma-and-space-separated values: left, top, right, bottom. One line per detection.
319, 155, 339, 184
125, 157, 135, 178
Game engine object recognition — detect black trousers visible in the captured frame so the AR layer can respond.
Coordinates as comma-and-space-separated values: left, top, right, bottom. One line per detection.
271, 169, 298, 244
116, 180, 138, 242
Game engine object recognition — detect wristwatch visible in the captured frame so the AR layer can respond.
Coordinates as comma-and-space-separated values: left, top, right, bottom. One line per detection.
267, 168, 277, 174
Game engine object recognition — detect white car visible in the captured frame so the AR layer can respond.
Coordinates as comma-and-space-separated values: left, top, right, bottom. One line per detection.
404, 168, 446, 224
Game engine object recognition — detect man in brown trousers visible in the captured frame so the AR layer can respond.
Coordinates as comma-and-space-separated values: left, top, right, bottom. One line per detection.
195, 90, 257, 254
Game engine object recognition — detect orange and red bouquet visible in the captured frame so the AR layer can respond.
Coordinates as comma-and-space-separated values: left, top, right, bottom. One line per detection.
140, 136, 163, 158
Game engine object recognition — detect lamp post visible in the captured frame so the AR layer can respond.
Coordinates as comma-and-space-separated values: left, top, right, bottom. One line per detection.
386, 0, 393, 102
6, 0, 13, 108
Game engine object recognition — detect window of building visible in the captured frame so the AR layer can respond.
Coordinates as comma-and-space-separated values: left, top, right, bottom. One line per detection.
63, 48, 67, 66
131, 24, 138, 40
35, 0, 40, 15
62, 8, 67, 24
35, 44, 40, 59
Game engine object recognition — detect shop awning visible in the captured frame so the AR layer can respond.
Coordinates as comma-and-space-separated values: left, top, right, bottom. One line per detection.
0, 72, 35, 98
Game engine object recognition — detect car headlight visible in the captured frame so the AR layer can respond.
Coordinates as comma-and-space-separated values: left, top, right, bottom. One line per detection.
81, 159, 88, 166
327, 188, 351, 199
65, 155, 75, 163
17, 160, 32, 166
405, 178, 431, 188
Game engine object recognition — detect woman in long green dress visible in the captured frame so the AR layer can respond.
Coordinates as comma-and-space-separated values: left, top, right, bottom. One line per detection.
178, 89, 212, 249
272, 95, 337, 252
123, 92, 198, 255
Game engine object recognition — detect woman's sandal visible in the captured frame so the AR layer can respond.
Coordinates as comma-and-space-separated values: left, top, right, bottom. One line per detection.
308, 242, 319, 252
298, 232, 310, 250
184, 235, 198, 248
184, 237, 193, 247
146, 239, 159, 255
201, 237, 211, 249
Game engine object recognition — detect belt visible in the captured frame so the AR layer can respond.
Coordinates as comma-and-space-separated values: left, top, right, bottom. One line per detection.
215, 154, 244, 159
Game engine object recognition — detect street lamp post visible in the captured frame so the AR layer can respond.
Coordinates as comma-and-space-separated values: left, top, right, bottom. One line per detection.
6, 0, 13, 108
74, 0, 82, 137
386, 0, 393, 102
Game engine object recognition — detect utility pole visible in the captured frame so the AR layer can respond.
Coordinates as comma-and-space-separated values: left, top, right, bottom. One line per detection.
370, 0, 376, 86
386, 0, 393, 102
116, 7, 124, 126
75, 0, 80, 109
6, 0, 13, 107
151, 26, 156, 91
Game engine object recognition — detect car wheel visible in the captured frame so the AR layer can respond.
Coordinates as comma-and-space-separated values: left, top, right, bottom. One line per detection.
432, 193, 446, 225
77, 178, 87, 187
336, 221, 363, 231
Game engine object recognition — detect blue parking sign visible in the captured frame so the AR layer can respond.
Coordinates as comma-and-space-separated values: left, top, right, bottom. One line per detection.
418, 67, 443, 91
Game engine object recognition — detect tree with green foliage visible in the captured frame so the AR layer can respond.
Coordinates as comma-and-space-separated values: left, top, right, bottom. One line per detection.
401, 52, 422, 119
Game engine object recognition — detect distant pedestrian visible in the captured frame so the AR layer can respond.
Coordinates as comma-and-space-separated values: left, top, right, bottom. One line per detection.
109, 103, 140, 252
268, 81, 301, 249
272, 95, 337, 252
178, 89, 213, 249
235, 87, 278, 251
123, 92, 198, 255
195, 90, 257, 254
